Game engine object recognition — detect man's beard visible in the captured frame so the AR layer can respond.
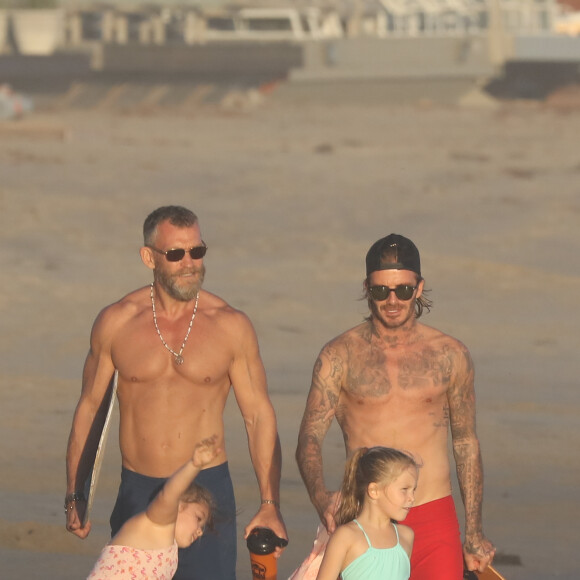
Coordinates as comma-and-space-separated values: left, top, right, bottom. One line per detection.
369, 297, 415, 330
154, 265, 205, 302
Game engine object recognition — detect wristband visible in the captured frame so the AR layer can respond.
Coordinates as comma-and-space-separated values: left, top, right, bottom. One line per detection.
64, 491, 86, 513
261, 499, 280, 508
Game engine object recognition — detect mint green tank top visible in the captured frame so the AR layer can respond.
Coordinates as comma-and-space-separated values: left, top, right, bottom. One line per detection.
341, 520, 410, 580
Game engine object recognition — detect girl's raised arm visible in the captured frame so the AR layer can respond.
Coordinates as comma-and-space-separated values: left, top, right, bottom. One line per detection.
147, 435, 220, 526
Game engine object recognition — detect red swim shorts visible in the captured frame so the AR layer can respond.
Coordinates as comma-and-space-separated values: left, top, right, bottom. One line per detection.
403, 495, 463, 580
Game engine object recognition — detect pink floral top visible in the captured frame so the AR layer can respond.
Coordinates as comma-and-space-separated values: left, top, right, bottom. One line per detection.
87, 541, 178, 579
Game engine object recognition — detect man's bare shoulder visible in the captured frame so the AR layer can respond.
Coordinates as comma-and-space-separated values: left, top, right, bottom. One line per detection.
417, 322, 470, 355
416, 323, 474, 379
199, 290, 254, 331
88, 287, 150, 352
322, 321, 373, 352
94, 286, 150, 329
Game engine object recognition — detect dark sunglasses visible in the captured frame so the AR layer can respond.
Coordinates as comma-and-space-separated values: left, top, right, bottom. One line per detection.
149, 243, 207, 262
368, 284, 417, 301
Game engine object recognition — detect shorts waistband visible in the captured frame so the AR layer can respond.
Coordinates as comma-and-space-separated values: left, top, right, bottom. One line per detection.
121, 461, 229, 484
404, 495, 457, 525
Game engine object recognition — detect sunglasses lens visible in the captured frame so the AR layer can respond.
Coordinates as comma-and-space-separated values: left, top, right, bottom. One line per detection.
189, 246, 207, 259
161, 245, 206, 261
165, 249, 186, 262
369, 285, 416, 301
369, 286, 389, 301
395, 285, 415, 300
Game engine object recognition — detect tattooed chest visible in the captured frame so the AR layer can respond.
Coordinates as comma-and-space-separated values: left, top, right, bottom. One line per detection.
345, 347, 453, 397
345, 364, 392, 397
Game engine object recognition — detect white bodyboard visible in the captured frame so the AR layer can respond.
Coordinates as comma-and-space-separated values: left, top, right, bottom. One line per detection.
83, 370, 118, 526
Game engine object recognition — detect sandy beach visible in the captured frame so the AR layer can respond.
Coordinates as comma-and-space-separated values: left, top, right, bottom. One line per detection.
1, 88, 579, 579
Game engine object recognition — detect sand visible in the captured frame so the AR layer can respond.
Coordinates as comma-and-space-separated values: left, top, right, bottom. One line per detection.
1, 89, 579, 580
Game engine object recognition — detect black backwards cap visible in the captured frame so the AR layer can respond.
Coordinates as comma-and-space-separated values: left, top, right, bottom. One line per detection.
365, 234, 421, 277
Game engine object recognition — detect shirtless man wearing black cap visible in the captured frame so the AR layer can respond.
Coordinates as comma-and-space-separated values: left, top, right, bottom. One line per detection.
295, 234, 495, 579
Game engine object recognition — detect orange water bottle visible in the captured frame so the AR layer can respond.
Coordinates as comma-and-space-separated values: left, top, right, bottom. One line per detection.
247, 527, 288, 580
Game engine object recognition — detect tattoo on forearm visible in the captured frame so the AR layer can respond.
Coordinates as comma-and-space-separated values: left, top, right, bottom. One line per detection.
446, 346, 484, 536
297, 350, 343, 499
456, 448, 484, 535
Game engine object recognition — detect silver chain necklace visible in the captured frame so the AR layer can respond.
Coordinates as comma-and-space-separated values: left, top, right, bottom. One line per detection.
150, 283, 199, 365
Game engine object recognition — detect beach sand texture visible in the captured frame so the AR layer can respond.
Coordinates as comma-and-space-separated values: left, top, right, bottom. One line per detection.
1, 93, 579, 579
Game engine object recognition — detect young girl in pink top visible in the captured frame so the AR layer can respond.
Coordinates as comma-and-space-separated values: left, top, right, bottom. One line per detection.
87, 435, 219, 579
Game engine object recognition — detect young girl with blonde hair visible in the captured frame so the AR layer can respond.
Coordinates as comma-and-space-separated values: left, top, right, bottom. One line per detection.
316, 446, 419, 580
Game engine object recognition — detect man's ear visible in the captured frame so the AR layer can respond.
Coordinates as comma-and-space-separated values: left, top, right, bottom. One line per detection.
416, 277, 425, 298
140, 246, 156, 271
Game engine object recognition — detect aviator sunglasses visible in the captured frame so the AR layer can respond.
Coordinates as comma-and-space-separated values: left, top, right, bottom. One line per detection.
368, 284, 417, 301
148, 242, 207, 262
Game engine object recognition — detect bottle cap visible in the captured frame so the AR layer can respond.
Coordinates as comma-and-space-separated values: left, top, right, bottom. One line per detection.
247, 527, 288, 555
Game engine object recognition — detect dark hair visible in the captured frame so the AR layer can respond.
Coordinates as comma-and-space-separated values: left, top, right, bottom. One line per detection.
335, 446, 418, 526
180, 482, 216, 530
143, 206, 198, 246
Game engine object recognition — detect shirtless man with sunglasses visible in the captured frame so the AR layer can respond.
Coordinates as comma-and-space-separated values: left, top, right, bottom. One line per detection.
296, 234, 494, 580
65, 205, 286, 580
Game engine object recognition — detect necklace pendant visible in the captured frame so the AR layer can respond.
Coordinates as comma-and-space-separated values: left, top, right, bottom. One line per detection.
175, 355, 184, 365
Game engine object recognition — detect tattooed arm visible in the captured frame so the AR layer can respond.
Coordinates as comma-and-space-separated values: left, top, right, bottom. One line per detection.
296, 342, 344, 533
448, 343, 495, 572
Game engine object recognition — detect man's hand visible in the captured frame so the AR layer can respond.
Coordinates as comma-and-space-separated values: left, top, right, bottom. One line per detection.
464, 534, 496, 572
65, 499, 91, 539
244, 503, 288, 559
315, 490, 341, 534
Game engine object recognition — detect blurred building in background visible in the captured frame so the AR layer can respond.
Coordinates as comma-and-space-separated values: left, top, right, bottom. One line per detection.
1, 1, 579, 108
0, 0, 572, 54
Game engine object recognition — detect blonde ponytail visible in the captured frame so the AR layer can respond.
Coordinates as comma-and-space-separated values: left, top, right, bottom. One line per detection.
335, 447, 368, 525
